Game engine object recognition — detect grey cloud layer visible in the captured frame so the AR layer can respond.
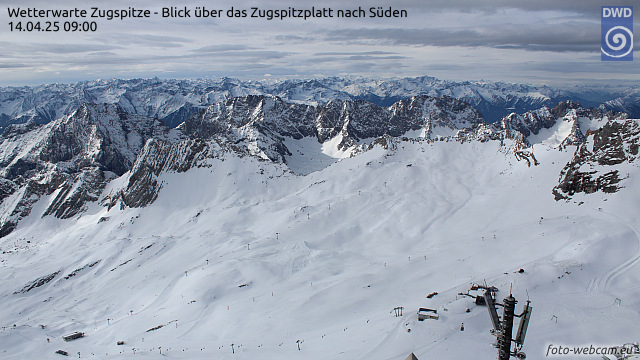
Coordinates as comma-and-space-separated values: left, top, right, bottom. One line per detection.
323, 25, 604, 52
1, 0, 638, 85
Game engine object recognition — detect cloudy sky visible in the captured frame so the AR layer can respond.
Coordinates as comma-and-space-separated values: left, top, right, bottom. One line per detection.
1, 0, 638, 86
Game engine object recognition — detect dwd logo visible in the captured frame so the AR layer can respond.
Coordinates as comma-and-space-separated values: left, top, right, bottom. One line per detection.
601, 6, 633, 61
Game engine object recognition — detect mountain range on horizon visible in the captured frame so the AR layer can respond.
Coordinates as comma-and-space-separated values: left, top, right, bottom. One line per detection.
1, 75, 639, 130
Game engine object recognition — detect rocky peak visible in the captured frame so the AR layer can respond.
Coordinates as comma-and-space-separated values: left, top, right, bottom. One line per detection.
550, 100, 583, 118
495, 101, 628, 148
0, 103, 177, 237
497, 106, 555, 138
553, 119, 640, 200
49, 103, 175, 175
1, 121, 43, 138
179, 94, 486, 160
388, 95, 485, 136
178, 95, 318, 141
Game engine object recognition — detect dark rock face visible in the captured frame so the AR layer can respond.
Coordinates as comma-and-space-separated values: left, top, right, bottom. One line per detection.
179, 94, 485, 163
180, 95, 319, 141
42, 168, 106, 219
14, 271, 60, 294
553, 119, 640, 200
496, 106, 557, 138
104, 138, 235, 209
0, 103, 175, 237
494, 101, 628, 148
39, 103, 173, 175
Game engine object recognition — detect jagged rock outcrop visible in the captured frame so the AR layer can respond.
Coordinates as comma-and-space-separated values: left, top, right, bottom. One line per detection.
104, 137, 240, 208
0, 103, 177, 237
42, 167, 106, 219
494, 101, 627, 147
0, 103, 176, 177
496, 106, 557, 138
179, 94, 485, 163
553, 119, 640, 200
0, 179, 57, 237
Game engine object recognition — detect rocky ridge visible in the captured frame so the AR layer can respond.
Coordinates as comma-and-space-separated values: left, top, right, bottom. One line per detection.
553, 119, 640, 200
178, 94, 484, 163
0, 93, 634, 237
0, 103, 177, 236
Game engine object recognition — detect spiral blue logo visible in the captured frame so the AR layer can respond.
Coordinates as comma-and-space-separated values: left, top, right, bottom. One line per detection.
601, 6, 633, 61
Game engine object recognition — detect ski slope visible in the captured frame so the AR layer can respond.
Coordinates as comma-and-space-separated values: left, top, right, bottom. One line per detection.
1, 135, 639, 359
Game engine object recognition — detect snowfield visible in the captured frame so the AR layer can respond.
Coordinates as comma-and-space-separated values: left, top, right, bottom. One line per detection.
1, 130, 639, 359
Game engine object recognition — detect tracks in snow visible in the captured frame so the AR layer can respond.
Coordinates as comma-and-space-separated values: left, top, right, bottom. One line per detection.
587, 210, 640, 293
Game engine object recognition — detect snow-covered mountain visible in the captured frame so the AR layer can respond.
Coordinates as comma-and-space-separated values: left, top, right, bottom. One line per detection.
599, 89, 640, 120
0, 92, 639, 360
0, 78, 262, 129
178, 95, 483, 162
0, 94, 631, 239
2, 76, 638, 129
554, 118, 640, 200
0, 103, 180, 236
496, 101, 628, 148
